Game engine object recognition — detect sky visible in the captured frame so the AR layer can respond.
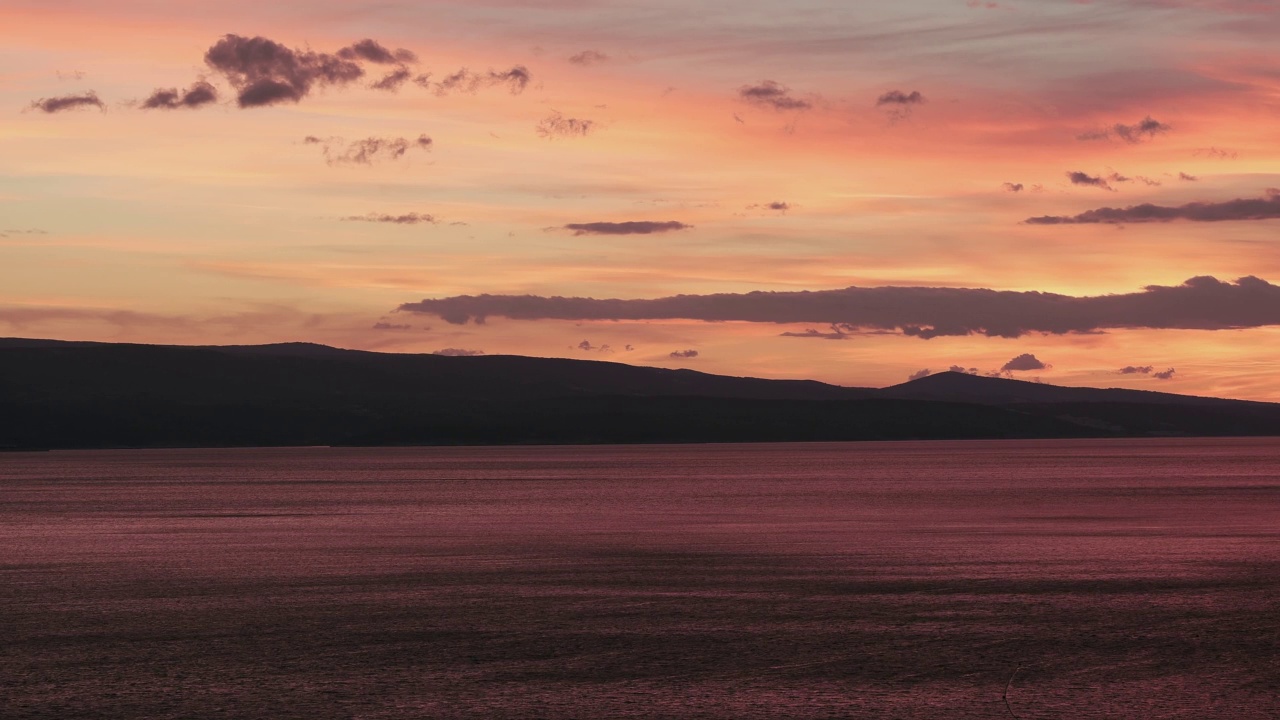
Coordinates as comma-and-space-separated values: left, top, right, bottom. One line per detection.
4, 0, 1280, 399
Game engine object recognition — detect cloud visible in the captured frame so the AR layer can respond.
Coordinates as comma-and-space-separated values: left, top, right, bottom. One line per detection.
1078, 115, 1171, 143
371, 66, 413, 92
432, 66, 530, 95
29, 92, 105, 114
1026, 189, 1280, 224
1001, 353, 1048, 372
908, 368, 931, 381
562, 221, 691, 236
536, 111, 595, 138
669, 349, 699, 358
1118, 365, 1154, 374
949, 365, 979, 375
748, 201, 791, 212
778, 324, 852, 340
337, 39, 417, 65
1153, 368, 1176, 380
140, 81, 218, 110
432, 348, 484, 356
1067, 171, 1113, 190
204, 34, 368, 107
738, 81, 811, 111
1194, 147, 1237, 160
568, 50, 609, 66
342, 212, 437, 224
1003, 183, 1024, 193
1179, 172, 1199, 182
304, 135, 432, 164
875, 90, 925, 107
398, 275, 1280, 340
372, 321, 412, 331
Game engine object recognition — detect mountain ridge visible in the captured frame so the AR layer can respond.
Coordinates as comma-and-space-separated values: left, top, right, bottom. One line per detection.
2, 337, 1277, 448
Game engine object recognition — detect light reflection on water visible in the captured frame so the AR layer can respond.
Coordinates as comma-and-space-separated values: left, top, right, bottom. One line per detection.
2, 438, 1279, 718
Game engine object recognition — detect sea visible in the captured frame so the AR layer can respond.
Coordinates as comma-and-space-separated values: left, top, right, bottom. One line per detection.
2, 438, 1278, 719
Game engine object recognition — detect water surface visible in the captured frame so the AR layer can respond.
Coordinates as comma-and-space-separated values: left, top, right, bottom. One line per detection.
3, 439, 1278, 718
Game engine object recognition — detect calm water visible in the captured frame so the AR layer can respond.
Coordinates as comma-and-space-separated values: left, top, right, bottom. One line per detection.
2, 439, 1279, 719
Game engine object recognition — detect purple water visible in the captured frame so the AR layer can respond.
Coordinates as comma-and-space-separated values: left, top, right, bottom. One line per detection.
3, 438, 1278, 718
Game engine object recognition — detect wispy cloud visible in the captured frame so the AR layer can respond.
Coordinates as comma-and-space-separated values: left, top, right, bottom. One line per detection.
536, 111, 595, 138
669, 349, 699, 358
1026, 189, 1280, 224
304, 135, 433, 165
432, 348, 484, 356
399, 276, 1280, 339
1078, 116, 1171, 143
568, 50, 609, 66
432, 66, 530, 95
342, 212, 437, 224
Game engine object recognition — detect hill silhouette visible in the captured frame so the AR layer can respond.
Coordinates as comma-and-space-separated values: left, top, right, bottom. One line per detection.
2, 338, 1277, 449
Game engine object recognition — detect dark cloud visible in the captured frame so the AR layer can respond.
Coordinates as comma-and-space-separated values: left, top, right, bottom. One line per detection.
1179, 172, 1199, 182
568, 50, 609, 66
1026, 189, 1280, 225
29, 92, 105, 114
432, 348, 484, 356
949, 365, 979, 375
372, 322, 412, 331
875, 90, 924, 106
1153, 368, 1176, 380
669, 349, 699, 359
337, 39, 417, 65
1067, 171, 1113, 190
1003, 183, 1024, 193
140, 81, 218, 110
1001, 353, 1048, 372
536, 111, 595, 138
431, 66, 530, 95
1118, 365, 1154, 374
342, 212, 437, 224
1078, 115, 1171, 143
739, 81, 811, 111
371, 66, 413, 92
305, 134, 432, 164
562, 221, 690, 236
908, 368, 931, 381
204, 34, 367, 107
398, 276, 1280, 340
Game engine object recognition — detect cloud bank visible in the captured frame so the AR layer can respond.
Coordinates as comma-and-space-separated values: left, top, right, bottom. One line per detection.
399, 276, 1280, 339
1027, 189, 1280, 224
561, 221, 691, 236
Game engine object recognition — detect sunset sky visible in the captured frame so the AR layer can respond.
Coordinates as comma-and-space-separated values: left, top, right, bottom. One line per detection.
4, 0, 1280, 399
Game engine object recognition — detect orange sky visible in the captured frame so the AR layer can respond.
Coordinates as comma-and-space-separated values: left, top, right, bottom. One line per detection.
3, 0, 1280, 398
